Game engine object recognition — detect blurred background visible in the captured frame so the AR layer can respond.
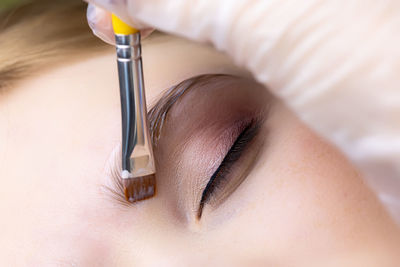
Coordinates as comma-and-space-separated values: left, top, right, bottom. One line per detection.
1, 0, 23, 11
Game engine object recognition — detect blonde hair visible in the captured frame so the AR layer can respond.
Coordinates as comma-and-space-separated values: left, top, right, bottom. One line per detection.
0, 0, 107, 89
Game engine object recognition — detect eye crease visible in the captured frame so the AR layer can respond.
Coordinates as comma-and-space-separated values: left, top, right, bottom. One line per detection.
104, 74, 270, 221
197, 119, 263, 219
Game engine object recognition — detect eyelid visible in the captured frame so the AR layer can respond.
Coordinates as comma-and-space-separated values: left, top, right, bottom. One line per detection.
148, 74, 231, 146
102, 74, 272, 216
197, 117, 265, 218
104, 74, 236, 207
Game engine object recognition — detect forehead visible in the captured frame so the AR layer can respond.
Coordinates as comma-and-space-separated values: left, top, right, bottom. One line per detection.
0, 35, 249, 263
140, 34, 249, 102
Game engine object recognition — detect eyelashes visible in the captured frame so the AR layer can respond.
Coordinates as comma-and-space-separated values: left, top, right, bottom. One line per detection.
103, 74, 270, 218
105, 117, 264, 214
104, 75, 249, 207
197, 119, 262, 219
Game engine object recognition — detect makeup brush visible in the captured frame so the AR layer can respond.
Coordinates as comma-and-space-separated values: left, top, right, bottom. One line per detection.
112, 14, 156, 203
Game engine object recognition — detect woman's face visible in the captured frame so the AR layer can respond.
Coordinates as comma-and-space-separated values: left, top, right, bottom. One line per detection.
0, 35, 399, 266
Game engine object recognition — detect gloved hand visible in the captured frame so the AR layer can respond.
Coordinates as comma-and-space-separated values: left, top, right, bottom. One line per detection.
86, 0, 400, 220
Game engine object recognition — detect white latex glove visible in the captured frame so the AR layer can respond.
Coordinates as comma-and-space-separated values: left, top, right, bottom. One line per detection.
86, 0, 400, 221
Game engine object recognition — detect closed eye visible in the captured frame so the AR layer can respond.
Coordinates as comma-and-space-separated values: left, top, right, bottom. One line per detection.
105, 74, 271, 222
198, 118, 263, 218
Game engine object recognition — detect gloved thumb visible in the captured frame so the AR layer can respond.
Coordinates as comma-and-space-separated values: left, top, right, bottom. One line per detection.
87, 4, 114, 44
85, 0, 400, 222
86, 3, 152, 45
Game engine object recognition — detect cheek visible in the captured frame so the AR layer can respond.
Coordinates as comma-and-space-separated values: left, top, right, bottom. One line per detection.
263, 103, 362, 225
213, 103, 373, 259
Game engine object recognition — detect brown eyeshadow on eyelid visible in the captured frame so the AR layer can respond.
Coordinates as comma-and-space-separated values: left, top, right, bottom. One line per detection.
205, 116, 268, 212
156, 76, 271, 220
154, 118, 255, 218
104, 74, 271, 212
175, 118, 255, 190
147, 74, 246, 146
103, 74, 243, 206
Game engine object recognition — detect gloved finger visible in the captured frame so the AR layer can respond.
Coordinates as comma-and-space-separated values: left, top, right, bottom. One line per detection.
87, 4, 114, 45
86, 3, 153, 45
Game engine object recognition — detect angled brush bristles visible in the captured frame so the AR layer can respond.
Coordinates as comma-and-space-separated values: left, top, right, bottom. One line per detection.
123, 174, 156, 203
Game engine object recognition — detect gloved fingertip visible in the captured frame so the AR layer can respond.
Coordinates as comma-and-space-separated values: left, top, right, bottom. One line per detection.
140, 28, 155, 39
92, 28, 116, 45
87, 3, 115, 45
86, 3, 98, 30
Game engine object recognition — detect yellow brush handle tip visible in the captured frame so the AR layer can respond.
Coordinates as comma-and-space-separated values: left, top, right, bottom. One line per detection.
112, 14, 139, 35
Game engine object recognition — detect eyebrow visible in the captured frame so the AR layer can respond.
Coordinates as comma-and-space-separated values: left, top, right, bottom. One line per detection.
104, 74, 236, 205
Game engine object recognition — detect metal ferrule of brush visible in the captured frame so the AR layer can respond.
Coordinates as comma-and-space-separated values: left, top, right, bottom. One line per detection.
115, 33, 155, 179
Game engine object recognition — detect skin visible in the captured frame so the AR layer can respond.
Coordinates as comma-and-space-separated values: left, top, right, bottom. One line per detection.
0, 35, 399, 266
